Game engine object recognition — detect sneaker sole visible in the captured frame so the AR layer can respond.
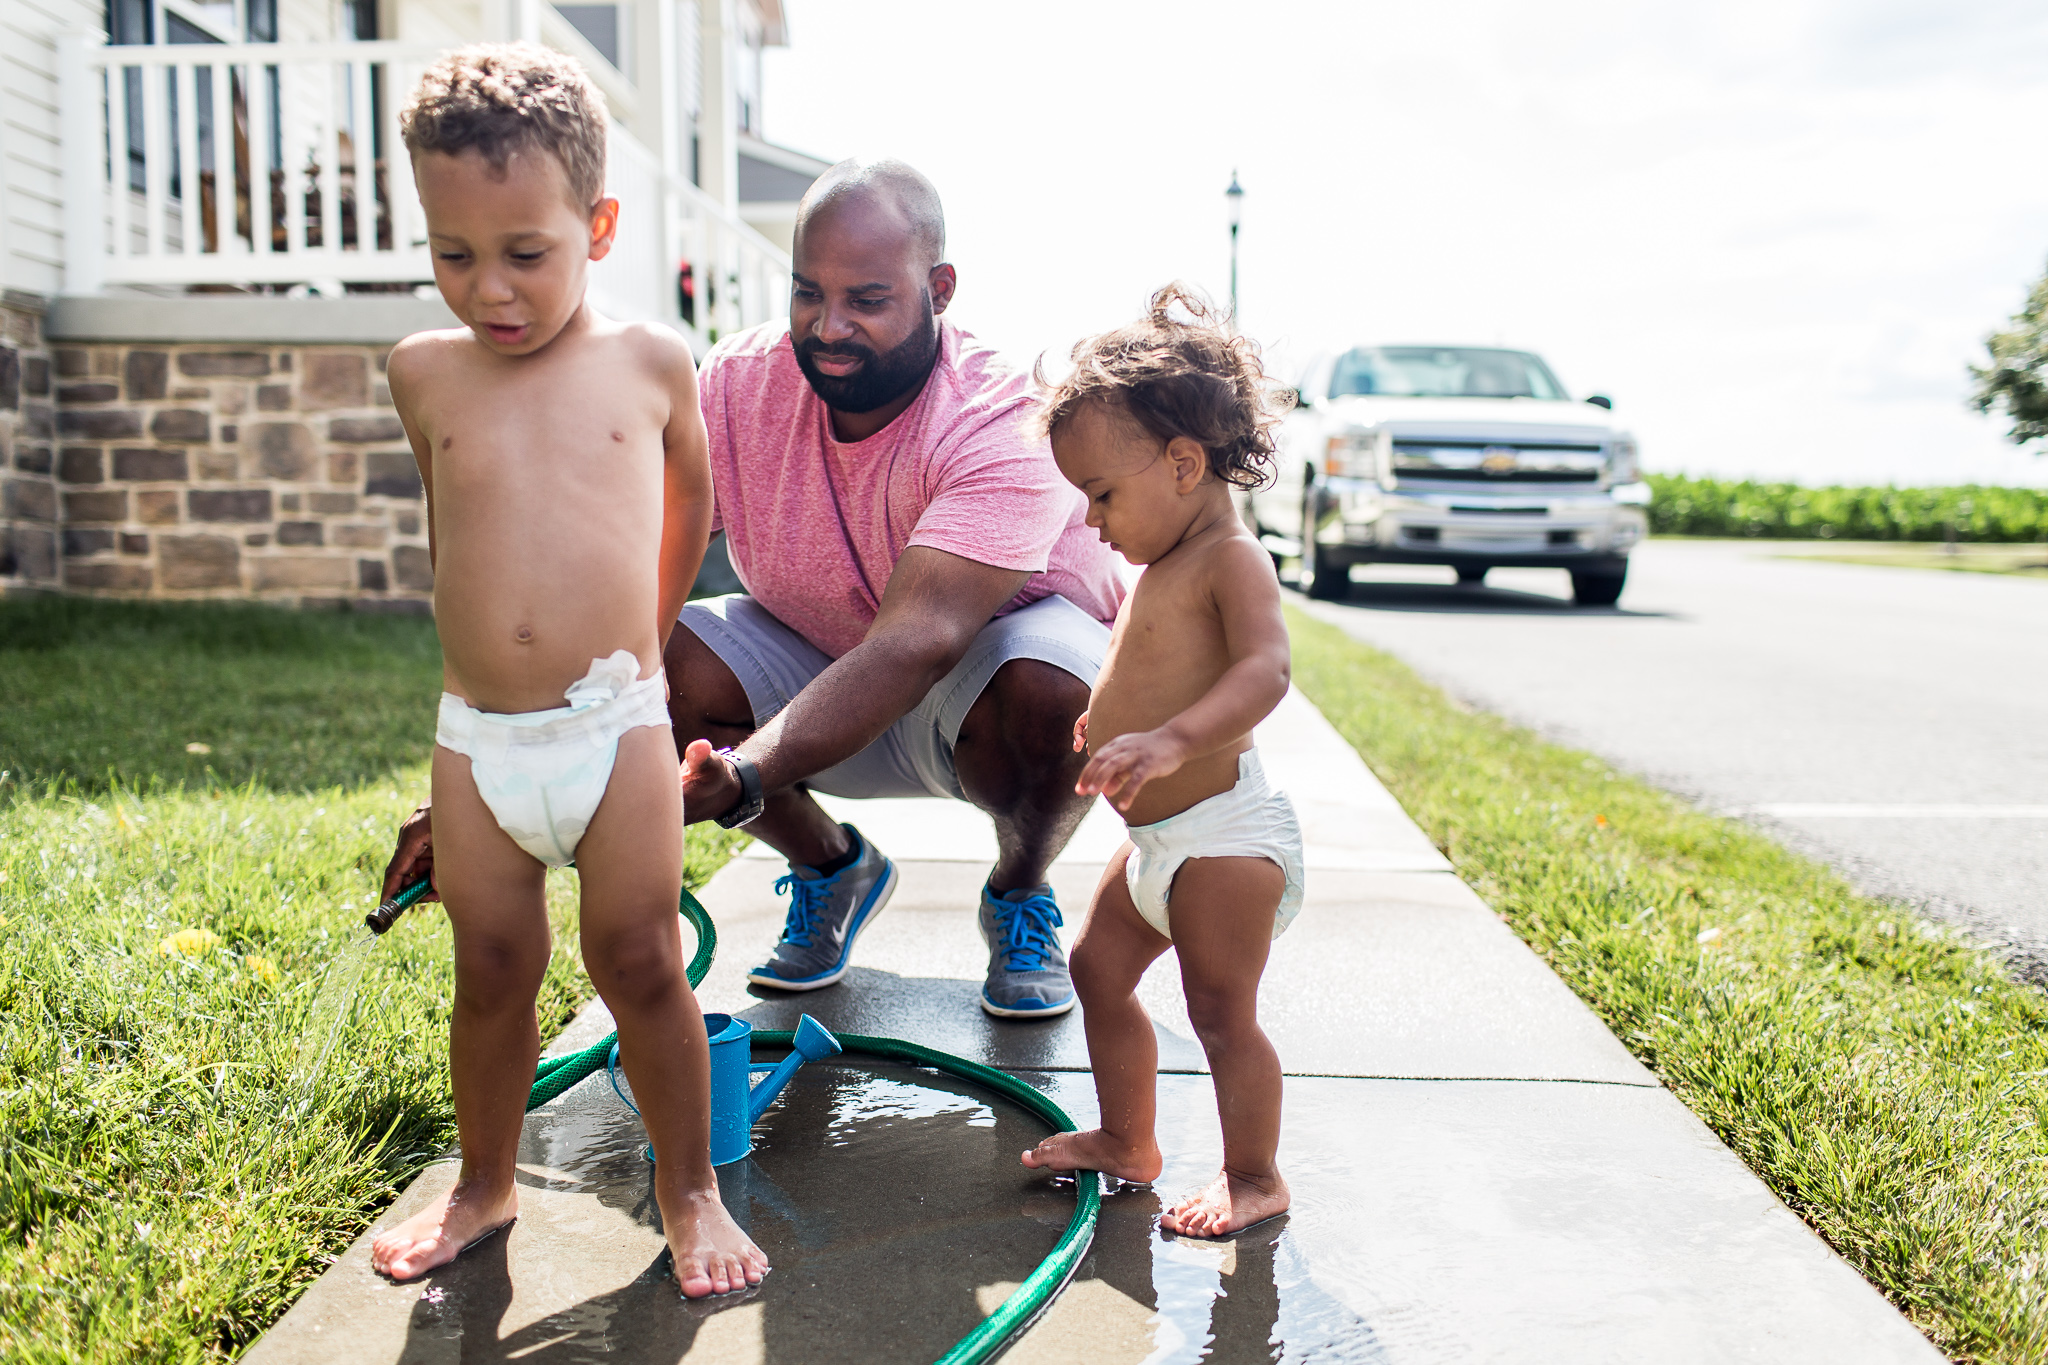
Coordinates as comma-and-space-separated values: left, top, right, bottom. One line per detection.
746, 859, 899, 992
980, 992, 1078, 1020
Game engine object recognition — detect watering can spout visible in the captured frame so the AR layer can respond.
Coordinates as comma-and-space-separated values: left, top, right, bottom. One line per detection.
746, 1014, 842, 1123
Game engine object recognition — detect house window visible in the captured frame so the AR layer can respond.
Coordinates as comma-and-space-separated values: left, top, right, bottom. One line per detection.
341, 0, 377, 41
107, 0, 152, 191
557, 4, 622, 70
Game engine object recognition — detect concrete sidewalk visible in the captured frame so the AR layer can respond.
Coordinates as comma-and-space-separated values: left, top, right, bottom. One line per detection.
247, 689, 1943, 1363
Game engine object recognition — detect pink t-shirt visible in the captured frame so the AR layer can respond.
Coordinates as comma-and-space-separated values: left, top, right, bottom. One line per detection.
698, 318, 1125, 659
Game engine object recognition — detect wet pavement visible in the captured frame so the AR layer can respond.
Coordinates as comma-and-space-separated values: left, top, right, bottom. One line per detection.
246, 690, 1943, 1363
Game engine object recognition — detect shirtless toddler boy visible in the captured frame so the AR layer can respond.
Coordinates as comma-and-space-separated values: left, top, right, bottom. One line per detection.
1022, 286, 1301, 1237
366, 44, 765, 1297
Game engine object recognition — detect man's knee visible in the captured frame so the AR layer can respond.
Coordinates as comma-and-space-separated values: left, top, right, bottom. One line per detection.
663, 620, 754, 747
962, 657, 1090, 760
954, 659, 1091, 815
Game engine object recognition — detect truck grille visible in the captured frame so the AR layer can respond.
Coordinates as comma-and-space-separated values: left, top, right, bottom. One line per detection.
1390, 442, 1604, 484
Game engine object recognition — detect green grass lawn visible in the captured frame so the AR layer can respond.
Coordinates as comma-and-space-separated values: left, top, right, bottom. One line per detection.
1288, 605, 2048, 1365
0, 598, 744, 1363
13, 593, 2045, 1361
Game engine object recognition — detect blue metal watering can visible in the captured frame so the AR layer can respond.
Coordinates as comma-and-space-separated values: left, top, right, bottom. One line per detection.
608, 1012, 843, 1167
708, 1012, 842, 1166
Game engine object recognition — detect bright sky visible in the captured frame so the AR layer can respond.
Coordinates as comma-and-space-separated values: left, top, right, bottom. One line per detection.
760, 0, 2048, 488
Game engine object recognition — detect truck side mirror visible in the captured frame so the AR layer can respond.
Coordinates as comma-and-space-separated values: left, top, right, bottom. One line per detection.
1585, 394, 1613, 410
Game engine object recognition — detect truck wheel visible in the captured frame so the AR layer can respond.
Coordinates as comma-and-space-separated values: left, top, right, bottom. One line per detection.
1570, 565, 1627, 606
1298, 491, 1349, 600
1456, 566, 1488, 587
1298, 542, 1349, 600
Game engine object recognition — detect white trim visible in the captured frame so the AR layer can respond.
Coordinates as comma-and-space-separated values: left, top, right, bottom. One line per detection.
47, 291, 459, 341
736, 131, 828, 177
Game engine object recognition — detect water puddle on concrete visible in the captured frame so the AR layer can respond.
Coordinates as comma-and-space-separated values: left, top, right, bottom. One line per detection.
385, 1062, 1383, 1362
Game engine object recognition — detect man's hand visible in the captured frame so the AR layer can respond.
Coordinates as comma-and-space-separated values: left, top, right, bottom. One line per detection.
1072, 710, 1089, 754
680, 738, 743, 826
380, 803, 441, 905
1077, 728, 1189, 813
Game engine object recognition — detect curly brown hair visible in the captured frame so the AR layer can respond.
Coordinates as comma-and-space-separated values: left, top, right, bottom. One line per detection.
400, 42, 608, 211
1038, 284, 1290, 490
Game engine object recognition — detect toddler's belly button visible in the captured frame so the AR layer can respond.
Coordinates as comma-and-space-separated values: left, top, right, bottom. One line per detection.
514, 626, 534, 643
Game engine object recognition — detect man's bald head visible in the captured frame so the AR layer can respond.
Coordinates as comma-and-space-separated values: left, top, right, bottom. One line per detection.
794, 158, 946, 269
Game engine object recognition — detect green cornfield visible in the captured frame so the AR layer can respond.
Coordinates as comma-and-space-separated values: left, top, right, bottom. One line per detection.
1647, 474, 2048, 542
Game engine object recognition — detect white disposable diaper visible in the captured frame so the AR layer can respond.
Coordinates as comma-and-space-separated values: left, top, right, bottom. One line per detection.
1124, 749, 1305, 941
435, 650, 671, 867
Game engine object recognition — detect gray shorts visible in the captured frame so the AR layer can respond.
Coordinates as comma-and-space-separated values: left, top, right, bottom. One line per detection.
677, 593, 1111, 801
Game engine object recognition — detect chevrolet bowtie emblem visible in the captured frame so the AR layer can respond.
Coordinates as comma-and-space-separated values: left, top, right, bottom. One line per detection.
1479, 448, 1519, 474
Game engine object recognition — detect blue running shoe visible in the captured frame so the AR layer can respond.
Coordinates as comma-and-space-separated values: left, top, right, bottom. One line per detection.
746, 825, 897, 991
979, 883, 1076, 1019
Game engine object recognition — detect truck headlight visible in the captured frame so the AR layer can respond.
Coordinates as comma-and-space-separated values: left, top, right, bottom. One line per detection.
1324, 433, 1377, 478
1608, 437, 1640, 483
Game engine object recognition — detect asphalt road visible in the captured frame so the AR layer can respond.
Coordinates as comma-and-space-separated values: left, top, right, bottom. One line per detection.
1297, 538, 2048, 973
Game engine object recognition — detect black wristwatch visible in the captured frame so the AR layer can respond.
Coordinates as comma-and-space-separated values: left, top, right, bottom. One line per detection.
713, 747, 765, 829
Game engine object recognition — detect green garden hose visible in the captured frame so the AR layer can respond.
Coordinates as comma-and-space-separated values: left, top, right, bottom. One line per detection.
524, 888, 719, 1108
382, 881, 1099, 1362
751, 1027, 1102, 1364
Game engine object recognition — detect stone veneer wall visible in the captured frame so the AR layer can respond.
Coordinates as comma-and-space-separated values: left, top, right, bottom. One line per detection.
0, 293, 433, 609
1, 293, 57, 588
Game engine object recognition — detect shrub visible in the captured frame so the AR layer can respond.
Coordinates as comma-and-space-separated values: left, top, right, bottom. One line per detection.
1646, 476, 2048, 542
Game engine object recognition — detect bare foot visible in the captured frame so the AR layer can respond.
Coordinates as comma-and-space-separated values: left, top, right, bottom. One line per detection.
661, 1185, 769, 1298
1159, 1167, 1289, 1239
370, 1178, 518, 1280
1021, 1128, 1163, 1185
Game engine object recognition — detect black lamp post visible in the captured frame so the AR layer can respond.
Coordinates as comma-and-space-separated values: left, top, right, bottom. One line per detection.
1225, 170, 1244, 324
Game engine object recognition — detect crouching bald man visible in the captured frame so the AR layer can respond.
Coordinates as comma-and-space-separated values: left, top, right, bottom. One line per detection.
385, 158, 1123, 1018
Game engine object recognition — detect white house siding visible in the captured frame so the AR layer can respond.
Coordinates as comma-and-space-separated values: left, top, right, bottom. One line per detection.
1, 0, 104, 295
391, 0, 478, 49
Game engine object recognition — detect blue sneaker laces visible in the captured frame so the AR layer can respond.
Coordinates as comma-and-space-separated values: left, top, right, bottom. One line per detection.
773, 866, 843, 949
990, 891, 1064, 972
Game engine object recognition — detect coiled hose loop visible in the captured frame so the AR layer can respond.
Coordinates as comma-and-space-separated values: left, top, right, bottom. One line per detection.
516, 883, 1099, 1364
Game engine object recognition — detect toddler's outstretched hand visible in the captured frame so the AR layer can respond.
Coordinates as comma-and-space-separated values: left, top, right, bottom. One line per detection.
1077, 729, 1186, 812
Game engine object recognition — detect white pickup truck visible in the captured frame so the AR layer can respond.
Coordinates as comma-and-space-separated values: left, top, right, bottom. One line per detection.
1248, 346, 1650, 605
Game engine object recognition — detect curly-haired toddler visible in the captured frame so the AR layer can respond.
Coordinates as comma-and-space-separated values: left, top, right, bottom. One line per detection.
1021, 285, 1300, 1237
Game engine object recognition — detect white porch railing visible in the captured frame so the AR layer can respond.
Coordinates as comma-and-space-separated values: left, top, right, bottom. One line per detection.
57, 35, 789, 345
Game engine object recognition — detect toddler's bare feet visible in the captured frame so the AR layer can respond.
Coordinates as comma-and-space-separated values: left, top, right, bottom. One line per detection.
1160, 1167, 1289, 1239
1021, 1128, 1163, 1185
662, 1185, 769, 1298
370, 1178, 517, 1280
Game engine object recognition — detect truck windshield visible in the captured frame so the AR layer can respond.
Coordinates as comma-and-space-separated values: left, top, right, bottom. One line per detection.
1329, 347, 1569, 401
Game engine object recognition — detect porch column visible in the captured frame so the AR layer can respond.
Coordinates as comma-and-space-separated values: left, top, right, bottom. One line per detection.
480, 0, 541, 43
695, 0, 738, 214
635, 0, 681, 180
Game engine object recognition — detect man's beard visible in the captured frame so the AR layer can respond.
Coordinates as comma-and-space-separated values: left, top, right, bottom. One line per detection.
792, 309, 941, 416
